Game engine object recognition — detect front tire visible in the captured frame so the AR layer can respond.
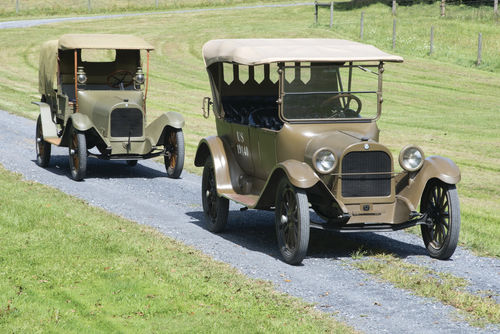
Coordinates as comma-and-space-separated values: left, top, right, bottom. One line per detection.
201, 159, 229, 233
275, 178, 310, 265
68, 130, 87, 181
164, 129, 185, 179
420, 180, 460, 260
36, 115, 51, 167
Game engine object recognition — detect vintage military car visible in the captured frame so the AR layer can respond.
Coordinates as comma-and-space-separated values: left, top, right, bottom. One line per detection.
195, 39, 461, 265
34, 34, 184, 181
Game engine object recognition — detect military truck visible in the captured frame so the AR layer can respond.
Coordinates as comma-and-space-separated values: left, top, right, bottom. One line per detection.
35, 34, 185, 180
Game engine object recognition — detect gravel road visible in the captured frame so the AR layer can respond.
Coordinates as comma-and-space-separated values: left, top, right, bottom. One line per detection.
1, 109, 499, 333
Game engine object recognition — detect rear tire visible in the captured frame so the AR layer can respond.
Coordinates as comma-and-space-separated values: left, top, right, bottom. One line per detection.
164, 129, 184, 179
36, 115, 51, 167
420, 180, 460, 260
201, 159, 229, 233
68, 130, 87, 181
275, 178, 310, 265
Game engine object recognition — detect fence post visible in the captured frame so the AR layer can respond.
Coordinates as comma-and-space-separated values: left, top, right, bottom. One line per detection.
392, 19, 396, 50
392, 0, 396, 16
440, 0, 445, 17
495, 0, 498, 17
477, 32, 482, 66
156, 0, 159, 8
314, 1, 318, 24
429, 26, 434, 55
360, 12, 364, 40
16, 0, 19, 14
330, 2, 334, 28
88, 0, 91, 12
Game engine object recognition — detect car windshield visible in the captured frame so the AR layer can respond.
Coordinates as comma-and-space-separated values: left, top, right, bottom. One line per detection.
282, 63, 379, 121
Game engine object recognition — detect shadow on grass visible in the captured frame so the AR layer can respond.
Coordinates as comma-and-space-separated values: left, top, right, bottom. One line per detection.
32, 154, 168, 180
186, 208, 428, 264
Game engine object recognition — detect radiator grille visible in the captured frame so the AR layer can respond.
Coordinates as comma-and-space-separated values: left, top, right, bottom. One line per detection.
110, 108, 143, 137
341, 151, 391, 197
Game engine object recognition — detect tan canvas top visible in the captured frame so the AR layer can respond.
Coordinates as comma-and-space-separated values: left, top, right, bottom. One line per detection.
202, 39, 403, 66
58, 34, 154, 50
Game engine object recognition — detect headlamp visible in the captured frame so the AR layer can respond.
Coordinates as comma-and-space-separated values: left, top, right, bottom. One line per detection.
313, 149, 336, 174
399, 146, 424, 171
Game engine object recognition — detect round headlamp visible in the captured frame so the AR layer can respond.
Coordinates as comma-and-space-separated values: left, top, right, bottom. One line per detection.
313, 149, 336, 174
399, 146, 424, 172
134, 67, 145, 85
76, 66, 87, 84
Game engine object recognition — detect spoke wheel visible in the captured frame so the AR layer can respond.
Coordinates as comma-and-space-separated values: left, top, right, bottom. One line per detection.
68, 130, 87, 181
164, 129, 185, 179
420, 180, 460, 260
36, 115, 51, 167
275, 179, 310, 265
201, 159, 229, 233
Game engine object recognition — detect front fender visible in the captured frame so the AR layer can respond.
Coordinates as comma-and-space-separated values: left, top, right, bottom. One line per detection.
399, 155, 461, 208
254, 160, 346, 211
69, 113, 94, 132
146, 111, 185, 145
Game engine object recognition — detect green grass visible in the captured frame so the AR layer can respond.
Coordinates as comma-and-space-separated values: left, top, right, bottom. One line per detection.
0, 164, 353, 333
0, 2, 497, 257
352, 253, 500, 327
0, 0, 301, 18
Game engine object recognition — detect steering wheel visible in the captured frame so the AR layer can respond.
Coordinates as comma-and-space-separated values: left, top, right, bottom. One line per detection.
319, 93, 362, 118
106, 70, 134, 89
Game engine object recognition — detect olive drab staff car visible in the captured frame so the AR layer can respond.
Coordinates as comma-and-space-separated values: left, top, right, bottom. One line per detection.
34, 34, 185, 181
195, 39, 461, 265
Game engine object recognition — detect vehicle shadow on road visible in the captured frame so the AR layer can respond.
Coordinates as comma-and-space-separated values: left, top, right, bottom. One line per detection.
32, 155, 167, 180
186, 209, 428, 263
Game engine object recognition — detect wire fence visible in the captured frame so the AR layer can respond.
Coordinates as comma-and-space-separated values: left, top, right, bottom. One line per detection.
314, 2, 499, 70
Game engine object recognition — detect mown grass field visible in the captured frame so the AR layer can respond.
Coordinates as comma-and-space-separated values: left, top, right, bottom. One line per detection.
0, 165, 352, 333
0, 0, 297, 17
0, 2, 497, 257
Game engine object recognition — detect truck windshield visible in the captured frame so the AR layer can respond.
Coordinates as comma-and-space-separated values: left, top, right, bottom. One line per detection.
282, 63, 379, 121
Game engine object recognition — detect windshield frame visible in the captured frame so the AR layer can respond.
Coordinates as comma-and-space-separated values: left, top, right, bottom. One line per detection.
278, 61, 384, 124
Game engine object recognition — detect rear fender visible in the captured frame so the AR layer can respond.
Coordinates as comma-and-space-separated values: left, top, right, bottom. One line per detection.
147, 111, 185, 146
32, 102, 58, 138
399, 155, 461, 208
195, 136, 237, 194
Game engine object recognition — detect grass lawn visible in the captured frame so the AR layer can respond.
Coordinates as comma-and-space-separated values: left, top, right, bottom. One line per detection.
0, 165, 352, 333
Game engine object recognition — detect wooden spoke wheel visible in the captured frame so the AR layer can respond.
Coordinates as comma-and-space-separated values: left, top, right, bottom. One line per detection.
201, 159, 229, 233
420, 180, 460, 260
164, 129, 185, 179
68, 130, 87, 181
35, 115, 51, 167
275, 179, 310, 265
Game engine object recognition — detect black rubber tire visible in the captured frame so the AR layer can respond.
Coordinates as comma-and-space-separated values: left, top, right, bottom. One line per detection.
420, 180, 461, 260
164, 129, 185, 179
35, 115, 51, 167
126, 160, 138, 167
201, 159, 229, 233
275, 178, 310, 265
68, 130, 87, 181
